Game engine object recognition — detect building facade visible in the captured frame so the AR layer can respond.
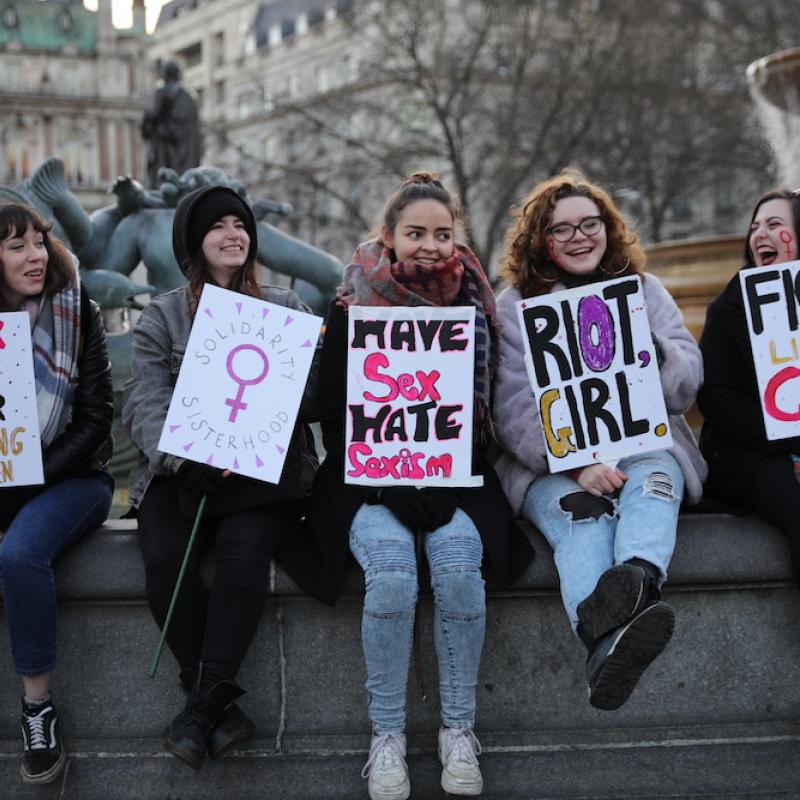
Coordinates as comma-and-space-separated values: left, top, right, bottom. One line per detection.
0, 0, 150, 209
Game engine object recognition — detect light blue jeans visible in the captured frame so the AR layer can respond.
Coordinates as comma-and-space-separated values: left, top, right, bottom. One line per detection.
521, 450, 683, 633
349, 503, 485, 735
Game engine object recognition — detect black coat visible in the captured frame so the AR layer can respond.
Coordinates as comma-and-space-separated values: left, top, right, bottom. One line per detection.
291, 300, 534, 605
698, 270, 800, 509
0, 289, 114, 528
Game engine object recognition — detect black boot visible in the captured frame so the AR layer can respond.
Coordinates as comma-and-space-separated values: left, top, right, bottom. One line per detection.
165, 672, 245, 770
178, 669, 256, 760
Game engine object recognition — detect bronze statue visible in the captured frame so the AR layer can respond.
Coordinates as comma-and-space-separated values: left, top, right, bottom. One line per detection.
141, 60, 202, 189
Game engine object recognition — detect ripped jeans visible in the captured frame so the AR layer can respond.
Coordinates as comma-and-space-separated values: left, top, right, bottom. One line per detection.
521, 450, 683, 633
349, 503, 486, 735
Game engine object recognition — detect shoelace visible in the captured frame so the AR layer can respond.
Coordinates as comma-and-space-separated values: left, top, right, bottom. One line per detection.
444, 728, 482, 766
361, 733, 405, 779
23, 708, 50, 750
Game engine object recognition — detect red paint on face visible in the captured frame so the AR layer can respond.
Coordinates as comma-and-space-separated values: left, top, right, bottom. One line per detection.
547, 236, 561, 267
780, 230, 794, 261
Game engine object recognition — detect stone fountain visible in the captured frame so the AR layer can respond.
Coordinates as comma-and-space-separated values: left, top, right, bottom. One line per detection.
747, 47, 800, 187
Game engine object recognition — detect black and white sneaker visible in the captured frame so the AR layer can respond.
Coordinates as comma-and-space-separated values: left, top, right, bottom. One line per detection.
20, 697, 66, 784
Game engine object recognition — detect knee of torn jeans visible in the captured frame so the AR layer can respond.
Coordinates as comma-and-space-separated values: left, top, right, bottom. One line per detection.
642, 471, 677, 501
559, 492, 615, 521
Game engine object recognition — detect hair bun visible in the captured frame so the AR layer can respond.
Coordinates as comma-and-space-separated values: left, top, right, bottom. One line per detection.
405, 171, 442, 187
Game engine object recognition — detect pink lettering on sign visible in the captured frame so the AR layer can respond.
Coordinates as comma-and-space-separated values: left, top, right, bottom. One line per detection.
764, 365, 800, 422
361, 352, 442, 403
0, 320, 4, 349
224, 344, 269, 423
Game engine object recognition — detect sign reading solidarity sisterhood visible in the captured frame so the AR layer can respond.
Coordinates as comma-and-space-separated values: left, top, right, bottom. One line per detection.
516, 275, 672, 472
345, 305, 479, 487
740, 259, 800, 440
0, 312, 44, 487
158, 284, 322, 483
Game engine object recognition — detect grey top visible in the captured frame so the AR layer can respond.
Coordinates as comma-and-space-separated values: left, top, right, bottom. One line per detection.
122, 284, 318, 507
492, 274, 708, 513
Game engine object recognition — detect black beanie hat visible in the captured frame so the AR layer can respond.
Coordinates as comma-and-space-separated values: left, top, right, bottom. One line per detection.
172, 185, 258, 276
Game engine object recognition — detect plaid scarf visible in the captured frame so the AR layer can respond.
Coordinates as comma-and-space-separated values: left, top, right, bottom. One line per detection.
31, 262, 81, 449
338, 239, 498, 434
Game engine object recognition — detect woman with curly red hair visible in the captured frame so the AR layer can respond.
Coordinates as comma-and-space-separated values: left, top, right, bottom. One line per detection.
492, 169, 706, 710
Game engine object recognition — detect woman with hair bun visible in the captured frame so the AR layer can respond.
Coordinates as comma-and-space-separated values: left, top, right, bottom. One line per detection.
306, 172, 533, 799
493, 169, 706, 711
0, 203, 114, 784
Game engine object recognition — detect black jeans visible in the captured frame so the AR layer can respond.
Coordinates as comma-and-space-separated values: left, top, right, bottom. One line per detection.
137, 476, 293, 686
751, 454, 800, 586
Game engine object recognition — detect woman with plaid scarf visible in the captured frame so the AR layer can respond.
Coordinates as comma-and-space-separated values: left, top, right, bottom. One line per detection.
306, 173, 533, 800
0, 203, 114, 785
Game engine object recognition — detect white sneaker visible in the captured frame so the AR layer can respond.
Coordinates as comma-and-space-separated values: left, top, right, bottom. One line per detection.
361, 732, 410, 800
438, 727, 483, 796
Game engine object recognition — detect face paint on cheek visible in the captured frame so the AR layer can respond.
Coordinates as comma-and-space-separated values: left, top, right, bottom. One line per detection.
780, 230, 795, 261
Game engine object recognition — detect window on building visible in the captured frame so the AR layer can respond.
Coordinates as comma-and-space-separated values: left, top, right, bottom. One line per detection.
176, 42, 203, 69
315, 65, 329, 94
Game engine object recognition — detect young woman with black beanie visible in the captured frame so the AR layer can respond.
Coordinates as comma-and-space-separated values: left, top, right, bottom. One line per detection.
123, 185, 319, 771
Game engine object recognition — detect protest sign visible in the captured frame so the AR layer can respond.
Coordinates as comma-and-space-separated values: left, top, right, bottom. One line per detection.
516, 275, 672, 472
0, 312, 44, 487
157, 284, 322, 483
345, 305, 480, 487
739, 259, 800, 440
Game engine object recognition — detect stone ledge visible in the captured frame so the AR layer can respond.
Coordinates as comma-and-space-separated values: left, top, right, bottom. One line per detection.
17, 512, 793, 604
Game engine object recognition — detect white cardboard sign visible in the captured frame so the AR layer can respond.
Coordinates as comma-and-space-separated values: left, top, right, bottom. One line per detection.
157, 284, 322, 484
345, 305, 479, 487
0, 312, 44, 487
739, 259, 800, 440
516, 275, 672, 472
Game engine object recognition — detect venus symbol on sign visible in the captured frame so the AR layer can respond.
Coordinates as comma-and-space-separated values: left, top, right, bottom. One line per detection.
225, 344, 269, 423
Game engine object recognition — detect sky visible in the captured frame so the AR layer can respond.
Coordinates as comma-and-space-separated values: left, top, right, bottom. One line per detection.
82, 0, 169, 34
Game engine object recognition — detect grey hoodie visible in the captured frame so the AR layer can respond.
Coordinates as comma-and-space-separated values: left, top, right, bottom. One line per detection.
122, 284, 318, 507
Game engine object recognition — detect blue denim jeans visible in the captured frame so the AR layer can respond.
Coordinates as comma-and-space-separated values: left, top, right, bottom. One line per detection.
349, 504, 485, 735
521, 450, 683, 633
0, 472, 113, 675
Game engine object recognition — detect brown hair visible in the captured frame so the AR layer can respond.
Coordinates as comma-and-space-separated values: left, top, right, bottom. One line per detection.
744, 188, 800, 265
499, 168, 645, 298
184, 252, 262, 316
0, 203, 74, 309
376, 171, 462, 245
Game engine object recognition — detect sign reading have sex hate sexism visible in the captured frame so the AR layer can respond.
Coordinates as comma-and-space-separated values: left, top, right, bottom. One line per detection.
345, 305, 481, 487
157, 284, 322, 484
516, 274, 672, 473
0, 312, 44, 487
740, 259, 800, 440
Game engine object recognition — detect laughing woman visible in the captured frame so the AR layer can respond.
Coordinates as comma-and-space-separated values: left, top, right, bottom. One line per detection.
0, 203, 114, 784
698, 189, 800, 581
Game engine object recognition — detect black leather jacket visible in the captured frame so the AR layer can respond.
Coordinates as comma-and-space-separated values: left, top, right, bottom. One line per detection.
0, 292, 113, 528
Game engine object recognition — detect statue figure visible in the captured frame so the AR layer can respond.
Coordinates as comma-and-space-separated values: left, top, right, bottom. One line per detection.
141, 60, 202, 189
0, 158, 342, 314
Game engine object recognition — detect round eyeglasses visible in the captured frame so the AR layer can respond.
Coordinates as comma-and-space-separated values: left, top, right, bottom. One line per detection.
547, 215, 604, 242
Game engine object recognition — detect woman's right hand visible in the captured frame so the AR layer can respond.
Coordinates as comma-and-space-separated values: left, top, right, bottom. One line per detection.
176, 462, 228, 518
574, 463, 627, 497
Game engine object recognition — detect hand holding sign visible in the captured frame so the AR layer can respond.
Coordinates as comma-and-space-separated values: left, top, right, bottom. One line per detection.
157, 285, 322, 484
516, 275, 672, 473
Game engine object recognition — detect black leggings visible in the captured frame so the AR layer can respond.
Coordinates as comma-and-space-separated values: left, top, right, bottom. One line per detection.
137, 476, 293, 687
750, 454, 800, 586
